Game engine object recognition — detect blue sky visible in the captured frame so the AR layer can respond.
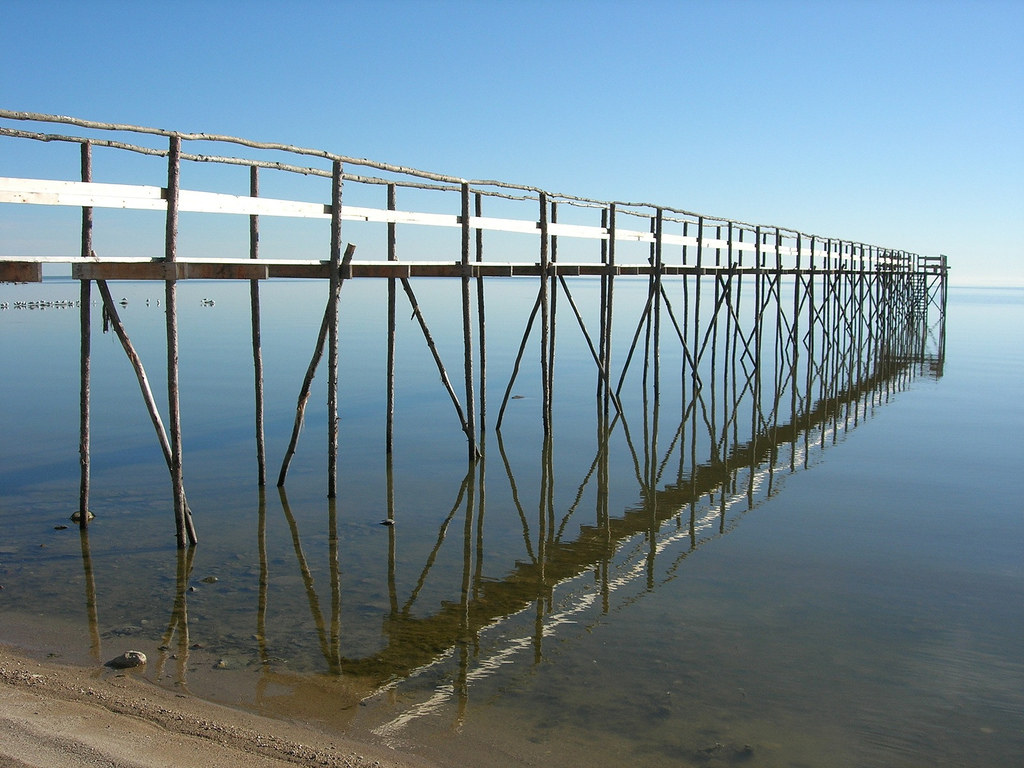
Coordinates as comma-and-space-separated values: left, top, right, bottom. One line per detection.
1, 0, 1022, 285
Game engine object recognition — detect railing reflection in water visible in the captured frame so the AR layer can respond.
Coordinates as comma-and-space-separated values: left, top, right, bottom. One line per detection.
69, 270, 946, 733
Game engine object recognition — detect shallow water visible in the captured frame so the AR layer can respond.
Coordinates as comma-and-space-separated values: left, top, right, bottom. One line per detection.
1, 280, 1021, 767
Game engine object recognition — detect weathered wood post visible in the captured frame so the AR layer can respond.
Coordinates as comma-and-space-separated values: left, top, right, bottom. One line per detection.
164, 134, 196, 548
598, 208, 608, 409
653, 208, 663, 410
327, 159, 343, 498
539, 191, 551, 435
694, 216, 705, 394
548, 199, 558, 431
78, 141, 93, 527
250, 165, 266, 486
649, 208, 664, 489
791, 233, 803, 465
751, 225, 763, 467
475, 192, 487, 432
387, 183, 397, 455
277, 243, 356, 488
460, 182, 478, 459
602, 204, 617, 423
721, 222, 735, 467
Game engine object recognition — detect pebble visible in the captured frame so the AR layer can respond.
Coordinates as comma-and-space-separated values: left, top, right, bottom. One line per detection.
106, 650, 147, 669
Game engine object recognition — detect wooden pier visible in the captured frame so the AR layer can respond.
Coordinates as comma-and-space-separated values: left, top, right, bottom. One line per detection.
0, 110, 949, 549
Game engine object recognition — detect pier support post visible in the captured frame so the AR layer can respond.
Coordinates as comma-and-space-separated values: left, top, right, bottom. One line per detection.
461, 182, 478, 460
78, 141, 93, 527
278, 243, 356, 489
164, 135, 196, 547
327, 160, 343, 498
602, 204, 616, 425
475, 192, 487, 433
250, 166, 266, 486
539, 192, 551, 435
96, 281, 196, 525
387, 183, 397, 455
548, 199, 558, 433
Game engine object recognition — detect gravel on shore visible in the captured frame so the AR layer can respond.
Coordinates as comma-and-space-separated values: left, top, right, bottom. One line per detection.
0, 644, 436, 768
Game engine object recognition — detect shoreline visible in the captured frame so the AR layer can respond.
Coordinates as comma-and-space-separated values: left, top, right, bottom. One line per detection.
0, 643, 436, 768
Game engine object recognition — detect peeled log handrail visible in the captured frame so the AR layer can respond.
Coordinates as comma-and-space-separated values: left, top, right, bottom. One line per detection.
0, 111, 939, 257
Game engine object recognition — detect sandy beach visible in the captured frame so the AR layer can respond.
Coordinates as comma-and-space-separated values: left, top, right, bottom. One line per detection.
0, 644, 436, 768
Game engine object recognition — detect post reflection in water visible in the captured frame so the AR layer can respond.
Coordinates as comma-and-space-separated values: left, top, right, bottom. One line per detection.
153, 545, 196, 690
209, 307, 941, 739
77, 526, 101, 664
58, 269, 948, 754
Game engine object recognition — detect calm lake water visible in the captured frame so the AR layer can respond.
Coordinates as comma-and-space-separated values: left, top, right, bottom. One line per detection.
1, 278, 1021, 767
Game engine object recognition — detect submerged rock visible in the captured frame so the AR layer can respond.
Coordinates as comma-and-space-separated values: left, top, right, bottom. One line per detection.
106, 650, 147, 669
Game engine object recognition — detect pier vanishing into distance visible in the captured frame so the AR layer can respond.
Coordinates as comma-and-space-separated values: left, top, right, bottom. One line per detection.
0, 110, 949, 560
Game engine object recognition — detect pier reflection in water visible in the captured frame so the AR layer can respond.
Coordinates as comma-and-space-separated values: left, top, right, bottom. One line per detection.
4, 281, 1021, 768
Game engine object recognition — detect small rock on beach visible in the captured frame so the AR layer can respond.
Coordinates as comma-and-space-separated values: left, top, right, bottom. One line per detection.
106, 650, 147, 669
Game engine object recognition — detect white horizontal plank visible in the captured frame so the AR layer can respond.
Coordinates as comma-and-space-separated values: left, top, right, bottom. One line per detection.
471, 215, 539, 235
547, 222, 602, 239
614, 227, 655, 243
0, 178, 836, 263
178, 190, 329, 218
662, 234, 699, 248
350, 206, 460, 228
0, 177, 164, 199
0, 177, 167, 211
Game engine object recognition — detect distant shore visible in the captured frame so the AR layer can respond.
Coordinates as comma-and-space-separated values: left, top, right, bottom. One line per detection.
0, 643, 436, 768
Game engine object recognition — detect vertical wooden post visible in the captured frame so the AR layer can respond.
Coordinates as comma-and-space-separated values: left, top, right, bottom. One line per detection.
78, 141, 93, 527
249, 166, 266, 486
548, 199, 558, 431
598, 207, 608, 407
603, 204, 616, 422
387, 183, 397, 455
653, 208, 663, 408
461, 182, 478, 459
752, 225, 763, 458
689, 217, 704, 484
277, 244, 356, 488
791, 233, 802, 464
681, 220, 690, 435
539, 191, 551, 435
722, 222, 735, 465
327, 159, 343, 498
475, 192, 487, 433
709, 222, 721, 464
164, 135, 195, 547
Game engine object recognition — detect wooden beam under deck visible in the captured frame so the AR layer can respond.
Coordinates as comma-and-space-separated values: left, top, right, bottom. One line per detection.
0, 261, 44, 282
1, 256, 914, 282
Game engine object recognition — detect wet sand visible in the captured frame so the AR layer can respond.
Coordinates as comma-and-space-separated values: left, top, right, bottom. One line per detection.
0, 644, 437, 768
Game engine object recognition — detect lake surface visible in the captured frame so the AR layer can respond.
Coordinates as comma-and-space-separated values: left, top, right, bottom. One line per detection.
1, 279, 1021, 767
